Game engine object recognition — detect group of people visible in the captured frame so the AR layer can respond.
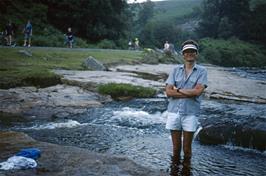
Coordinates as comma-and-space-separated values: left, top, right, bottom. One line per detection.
2, 20, 74, 48
128, 38, 140, 50
2, 20, 32, 47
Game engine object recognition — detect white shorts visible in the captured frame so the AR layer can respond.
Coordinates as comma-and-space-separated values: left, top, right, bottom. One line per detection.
165, 112, 199, 132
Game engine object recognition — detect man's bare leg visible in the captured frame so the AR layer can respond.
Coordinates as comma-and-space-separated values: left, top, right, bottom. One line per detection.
183, 131, 194, 160
171, 130, 182, 159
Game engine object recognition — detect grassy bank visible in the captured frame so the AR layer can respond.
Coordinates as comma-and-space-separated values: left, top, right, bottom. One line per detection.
0, 47, 142, 89
98, 83, 157, 99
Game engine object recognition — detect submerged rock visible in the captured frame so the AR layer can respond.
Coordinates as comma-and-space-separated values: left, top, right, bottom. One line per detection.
199, 124, 266, 151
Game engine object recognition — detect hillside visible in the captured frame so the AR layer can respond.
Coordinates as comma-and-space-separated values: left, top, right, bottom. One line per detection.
153, 0, 202, 22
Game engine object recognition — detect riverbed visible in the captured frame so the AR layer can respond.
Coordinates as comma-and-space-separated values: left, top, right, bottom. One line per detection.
1, 97, 264, 176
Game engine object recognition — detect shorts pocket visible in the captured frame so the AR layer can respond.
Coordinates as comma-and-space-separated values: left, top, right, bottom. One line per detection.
166, 112, 180, 130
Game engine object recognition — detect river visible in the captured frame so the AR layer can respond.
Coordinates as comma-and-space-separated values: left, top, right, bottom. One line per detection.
0, 97, 264, 176
1, 68, 266, 175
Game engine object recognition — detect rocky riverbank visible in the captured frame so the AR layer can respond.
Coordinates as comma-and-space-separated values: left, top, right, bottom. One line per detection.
1, 64, 265, 119
0, 131, 166, 176
109, 64, 266, 103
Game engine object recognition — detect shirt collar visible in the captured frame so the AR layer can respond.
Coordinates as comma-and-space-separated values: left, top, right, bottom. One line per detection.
180, 63, 198, 70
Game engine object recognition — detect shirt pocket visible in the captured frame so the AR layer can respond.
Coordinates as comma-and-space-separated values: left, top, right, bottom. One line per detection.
175, 77, 183, 88
187, 76, 197, 88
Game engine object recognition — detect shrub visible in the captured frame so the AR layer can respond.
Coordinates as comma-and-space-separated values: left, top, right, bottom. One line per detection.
97, 39, 117, 49
26, 26, 89, 47
199, 38, 266, 67
97, 83, 156, 99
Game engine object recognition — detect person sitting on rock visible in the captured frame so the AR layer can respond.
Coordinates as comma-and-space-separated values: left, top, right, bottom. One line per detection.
163, 41, 170, 52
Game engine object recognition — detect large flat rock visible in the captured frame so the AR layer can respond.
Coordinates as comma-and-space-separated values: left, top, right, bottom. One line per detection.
0, 131, 166, 176
0, 85, 111, 119
53, 70, 164, 90
110, 64, 266, 103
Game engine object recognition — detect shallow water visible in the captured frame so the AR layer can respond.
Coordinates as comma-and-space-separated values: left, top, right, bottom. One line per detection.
4, 98, 265, 176
225, 67, 266, 81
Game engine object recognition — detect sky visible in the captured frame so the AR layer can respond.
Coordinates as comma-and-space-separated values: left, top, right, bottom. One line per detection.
127, 0, 166, 3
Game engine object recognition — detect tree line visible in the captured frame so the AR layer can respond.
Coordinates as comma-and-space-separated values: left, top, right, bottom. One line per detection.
0, 0, 265, 48
197, 0, 266, 45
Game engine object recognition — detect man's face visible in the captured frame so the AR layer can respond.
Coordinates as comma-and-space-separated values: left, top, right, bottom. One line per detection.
183, 49, 197, 63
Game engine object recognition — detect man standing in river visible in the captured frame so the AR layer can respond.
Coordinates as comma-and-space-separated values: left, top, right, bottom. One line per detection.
165, 39, 208, 163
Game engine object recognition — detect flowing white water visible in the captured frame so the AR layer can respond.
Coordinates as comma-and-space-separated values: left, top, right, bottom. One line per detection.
22, 120, 87, 130
110, 107, 167, 128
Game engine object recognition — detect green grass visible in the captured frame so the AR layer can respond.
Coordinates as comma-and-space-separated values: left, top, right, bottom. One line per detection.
0, 47, 142, 88
98, 83, 157, 99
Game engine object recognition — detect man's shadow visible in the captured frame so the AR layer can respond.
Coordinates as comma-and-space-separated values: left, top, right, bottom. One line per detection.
169, 156, 192, 176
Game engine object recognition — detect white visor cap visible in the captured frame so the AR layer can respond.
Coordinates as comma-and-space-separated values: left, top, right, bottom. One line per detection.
182, 44, 198, 53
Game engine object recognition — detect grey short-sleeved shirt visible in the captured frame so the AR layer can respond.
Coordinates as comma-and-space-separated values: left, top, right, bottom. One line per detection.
166, 64, 208, 115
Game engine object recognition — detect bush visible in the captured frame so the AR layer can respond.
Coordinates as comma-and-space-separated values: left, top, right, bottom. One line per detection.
97, 39, 117, 49
98, 83, 156, 99
29, 26, 89, 47
199, 38, 266, 67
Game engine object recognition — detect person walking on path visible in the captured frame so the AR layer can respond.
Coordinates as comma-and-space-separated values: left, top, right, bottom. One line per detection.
65, 27, 74, 48
5, 20, 14, 46
165, 39, 208, 164
23, 20, 32, 47
134, 38, 140, 50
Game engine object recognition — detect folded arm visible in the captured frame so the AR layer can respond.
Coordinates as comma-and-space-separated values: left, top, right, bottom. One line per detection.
165, 85, 187, 98
166, 84, 206, 98
179, 84, 206, 97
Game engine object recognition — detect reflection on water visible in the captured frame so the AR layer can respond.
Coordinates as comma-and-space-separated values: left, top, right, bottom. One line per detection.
2, 98, 266, 175
169, 156, 192, 176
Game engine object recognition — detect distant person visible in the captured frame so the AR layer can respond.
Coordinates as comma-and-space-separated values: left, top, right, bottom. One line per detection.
23, 20, 32, 47
65, 27, 74, 48
163, 41, 170, 52
165, 39, 208, 164
5, 20, 14, 46
128, 40, 133, 50
134, 38, 139, 50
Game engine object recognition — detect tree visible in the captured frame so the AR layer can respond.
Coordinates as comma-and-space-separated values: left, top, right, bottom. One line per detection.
249, 3, 266, 44
137, 0, 155, 26
217, 17, 233, 39
132, 0, 155, 40
42, 0, 130, 42
196, 0, 251, 40
196, 0, 222, 38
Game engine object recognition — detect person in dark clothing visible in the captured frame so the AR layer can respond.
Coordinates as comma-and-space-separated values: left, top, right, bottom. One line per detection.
65, 27, 74, 48
5, 21, 14, 46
